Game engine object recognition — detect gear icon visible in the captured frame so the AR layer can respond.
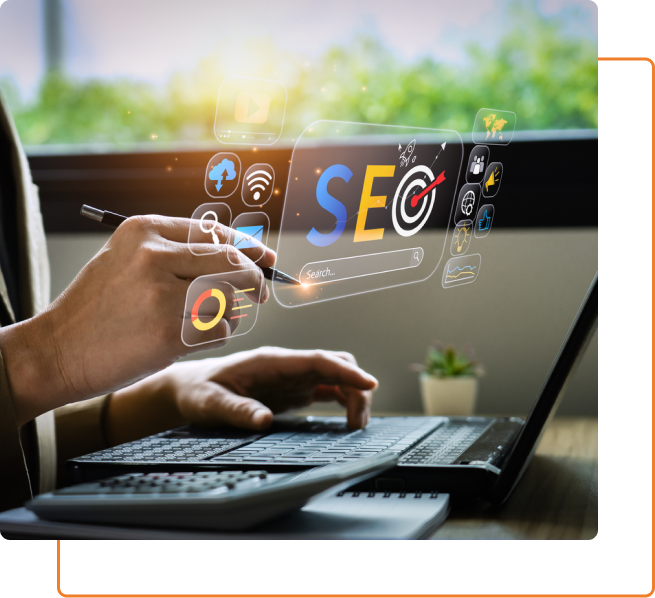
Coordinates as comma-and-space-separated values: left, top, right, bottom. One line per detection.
461, 190, 476, 216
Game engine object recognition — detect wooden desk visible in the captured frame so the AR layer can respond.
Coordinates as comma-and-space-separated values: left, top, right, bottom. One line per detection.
431, 417, 598, 540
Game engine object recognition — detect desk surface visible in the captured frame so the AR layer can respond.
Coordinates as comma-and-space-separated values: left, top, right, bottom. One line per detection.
431, 416, 598, 540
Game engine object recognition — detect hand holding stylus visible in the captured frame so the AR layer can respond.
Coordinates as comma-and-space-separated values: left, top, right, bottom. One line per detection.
0, 213, 274, 426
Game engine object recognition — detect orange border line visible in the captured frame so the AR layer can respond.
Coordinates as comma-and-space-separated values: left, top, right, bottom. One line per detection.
57, 57, 636, 598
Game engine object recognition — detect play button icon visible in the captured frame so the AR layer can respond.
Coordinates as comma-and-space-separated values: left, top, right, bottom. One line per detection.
215, 76, 287, 145
234, 91, 270, 124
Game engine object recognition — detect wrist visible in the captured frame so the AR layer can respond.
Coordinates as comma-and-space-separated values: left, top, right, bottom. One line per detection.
104, 366, 186, 446
0, 312, 73, 426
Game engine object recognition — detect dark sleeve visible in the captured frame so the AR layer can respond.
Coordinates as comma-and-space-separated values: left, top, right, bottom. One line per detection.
54, 395, 111, 487
0, 348, 33, 511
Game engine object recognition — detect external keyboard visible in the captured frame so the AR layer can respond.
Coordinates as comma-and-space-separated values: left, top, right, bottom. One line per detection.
54, 470, 273, 495
30, 454, 399, 531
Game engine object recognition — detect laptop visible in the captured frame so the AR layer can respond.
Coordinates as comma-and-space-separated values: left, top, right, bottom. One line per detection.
67, 273, 598, 505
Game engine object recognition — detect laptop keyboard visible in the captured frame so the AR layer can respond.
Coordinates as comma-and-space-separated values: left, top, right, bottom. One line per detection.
399, 420, 491, 465
75, 438, 257, 463
72, 417, 493, 468
211, 418, 439, 465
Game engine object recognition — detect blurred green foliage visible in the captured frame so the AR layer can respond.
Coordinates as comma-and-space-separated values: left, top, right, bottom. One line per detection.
0, 5, 597, 148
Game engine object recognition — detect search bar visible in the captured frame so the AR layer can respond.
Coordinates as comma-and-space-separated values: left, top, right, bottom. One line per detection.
299, 247, 424, 286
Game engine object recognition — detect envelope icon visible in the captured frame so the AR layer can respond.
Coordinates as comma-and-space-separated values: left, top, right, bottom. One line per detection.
233, 225, 264, 249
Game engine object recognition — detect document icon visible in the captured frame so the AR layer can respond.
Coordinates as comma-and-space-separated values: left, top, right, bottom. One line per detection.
233, 225, 264, 249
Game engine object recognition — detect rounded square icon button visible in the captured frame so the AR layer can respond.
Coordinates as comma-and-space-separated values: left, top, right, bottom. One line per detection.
242, 163, 275, 207
482, 162, 503, 198
472, 108, 516, 146
474, 204, 495, 238
187, 203, 232, 255
454, 183, 480, 224
205, 152, 241, 198
466, 145, 490, 185
181, 270, 263, 348
451, 220, 473, 256
215, 76, 287, 146
442, 254, 482, 288
228, 212, 270, 266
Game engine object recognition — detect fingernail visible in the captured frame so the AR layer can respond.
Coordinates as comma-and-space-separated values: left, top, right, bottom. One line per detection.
252, 408, 271, 428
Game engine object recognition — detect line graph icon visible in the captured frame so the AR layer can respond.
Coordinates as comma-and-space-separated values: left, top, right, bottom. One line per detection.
442, 254, 482, 288
242, 163, 275, 207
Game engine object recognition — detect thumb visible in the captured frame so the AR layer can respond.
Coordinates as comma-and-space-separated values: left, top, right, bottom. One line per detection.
197, 384, 273, 431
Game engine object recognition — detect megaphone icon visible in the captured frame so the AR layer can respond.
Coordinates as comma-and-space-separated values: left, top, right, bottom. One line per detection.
485, 167, 499, 193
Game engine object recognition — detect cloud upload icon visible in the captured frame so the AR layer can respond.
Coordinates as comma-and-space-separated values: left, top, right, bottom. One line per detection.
208, 158, 237, 192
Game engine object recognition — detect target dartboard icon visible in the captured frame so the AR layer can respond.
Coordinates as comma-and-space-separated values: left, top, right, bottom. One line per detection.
392, 165, 440, 237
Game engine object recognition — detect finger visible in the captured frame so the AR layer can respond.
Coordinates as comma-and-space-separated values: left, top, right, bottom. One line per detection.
193, 383, 274, 431
313, 385, 370, 430
122, 215, 276, 267
187, 224, 276, 267
341, 385, 372, 429
333, 351, 358, 366
166, 244, 269, 304
262, 349, 378, 391
312, 384, 348, 404
181, 307, 232, 356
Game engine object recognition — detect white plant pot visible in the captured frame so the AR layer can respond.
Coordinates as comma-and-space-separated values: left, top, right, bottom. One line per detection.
420, 374, 478, 416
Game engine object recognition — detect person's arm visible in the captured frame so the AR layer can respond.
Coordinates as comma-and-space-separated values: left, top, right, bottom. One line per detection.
0, 215, 272, 428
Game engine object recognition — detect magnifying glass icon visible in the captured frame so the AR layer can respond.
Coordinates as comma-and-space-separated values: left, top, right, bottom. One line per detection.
199, 211, 220, 246
413, 251, 419, 262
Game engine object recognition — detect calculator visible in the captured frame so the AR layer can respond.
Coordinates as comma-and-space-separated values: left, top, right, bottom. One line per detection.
27, 452, 397, 531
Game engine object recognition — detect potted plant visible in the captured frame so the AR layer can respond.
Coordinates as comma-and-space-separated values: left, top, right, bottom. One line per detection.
412, 342, 484, 416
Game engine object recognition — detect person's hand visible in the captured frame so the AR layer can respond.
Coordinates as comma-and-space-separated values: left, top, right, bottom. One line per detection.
105, 347, 378, 444
1, 216, 275, 426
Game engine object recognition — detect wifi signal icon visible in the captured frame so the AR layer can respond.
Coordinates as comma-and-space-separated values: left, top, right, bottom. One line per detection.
242, 163, 275, 207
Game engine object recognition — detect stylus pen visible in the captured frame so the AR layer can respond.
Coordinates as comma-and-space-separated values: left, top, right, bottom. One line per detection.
80, 205, 301, 286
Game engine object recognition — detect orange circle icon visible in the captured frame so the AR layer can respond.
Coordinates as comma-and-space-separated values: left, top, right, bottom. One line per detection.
191, 288, 226, 331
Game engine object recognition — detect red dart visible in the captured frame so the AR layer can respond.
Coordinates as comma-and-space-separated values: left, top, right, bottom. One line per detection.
410, 170, 446, 208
